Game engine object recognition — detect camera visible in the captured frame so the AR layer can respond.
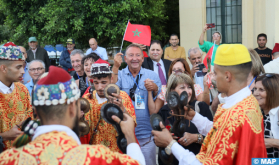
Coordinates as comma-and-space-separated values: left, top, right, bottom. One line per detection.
129, 88, 135, 101
198, 63, 205, 71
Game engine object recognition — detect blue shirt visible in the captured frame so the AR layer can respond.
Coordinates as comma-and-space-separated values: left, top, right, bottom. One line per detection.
25, 79, 34, 96
23, 62, 32, 84
116, 67, 162, 139
194, 71, 212, 102
85, 46, 108, 60
59, 50, 72, 71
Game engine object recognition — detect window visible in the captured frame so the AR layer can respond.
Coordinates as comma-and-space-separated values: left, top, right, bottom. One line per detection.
206, 0, 242, 43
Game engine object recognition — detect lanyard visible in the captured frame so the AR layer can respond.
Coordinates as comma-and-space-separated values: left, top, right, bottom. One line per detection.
248, 76, 257, 88
86, 77, 89, 87
76, 72, 80, 79
129, 70, 140, 90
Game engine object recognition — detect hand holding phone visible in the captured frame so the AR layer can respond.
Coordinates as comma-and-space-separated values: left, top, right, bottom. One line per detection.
206, 23, 215, 29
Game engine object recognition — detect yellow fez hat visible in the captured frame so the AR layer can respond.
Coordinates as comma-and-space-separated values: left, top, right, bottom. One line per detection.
214, 44, 251, 66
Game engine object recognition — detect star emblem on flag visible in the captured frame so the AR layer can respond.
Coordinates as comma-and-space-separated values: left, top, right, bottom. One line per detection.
132, 29, 141, 37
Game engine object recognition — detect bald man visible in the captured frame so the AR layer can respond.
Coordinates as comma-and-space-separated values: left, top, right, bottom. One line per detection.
85, 38, 108, 60
19, 46, 31, 84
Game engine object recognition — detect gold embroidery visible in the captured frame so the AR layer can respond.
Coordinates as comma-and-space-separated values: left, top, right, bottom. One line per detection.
196, 95, 264, 164
39, 144, 63, 164
18, 151, 37, 165
7, 112, 15, 119
230, 141, 239, 159
245, 109, 262, 133
0, 132, 140, 165
62, 145, 87, 164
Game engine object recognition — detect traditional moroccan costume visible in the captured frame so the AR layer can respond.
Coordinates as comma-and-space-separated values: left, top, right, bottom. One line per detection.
167, 44, 267, 165
0, 66, 144, 165
0, 42, 33, 150
80, 59, 137, 153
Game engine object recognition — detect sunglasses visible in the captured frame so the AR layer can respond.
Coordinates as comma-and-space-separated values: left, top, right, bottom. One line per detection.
264, 73, 275, 78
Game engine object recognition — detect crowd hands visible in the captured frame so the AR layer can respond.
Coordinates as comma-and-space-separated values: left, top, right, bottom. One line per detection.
0, 22, 279, 165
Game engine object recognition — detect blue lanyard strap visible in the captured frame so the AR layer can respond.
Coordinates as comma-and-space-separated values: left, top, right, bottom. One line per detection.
86, 77, 89, 87
76, 72, 80, 79
249, 76, 257, 88
129, 70, 140, 90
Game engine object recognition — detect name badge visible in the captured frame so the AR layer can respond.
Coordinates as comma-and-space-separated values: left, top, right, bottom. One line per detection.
135, 93, 145, 109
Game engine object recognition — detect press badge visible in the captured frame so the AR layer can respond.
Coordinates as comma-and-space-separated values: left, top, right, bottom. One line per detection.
135, 93, 145, 109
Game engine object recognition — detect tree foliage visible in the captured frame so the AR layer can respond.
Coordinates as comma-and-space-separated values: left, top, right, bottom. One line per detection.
1, 0, 170, 48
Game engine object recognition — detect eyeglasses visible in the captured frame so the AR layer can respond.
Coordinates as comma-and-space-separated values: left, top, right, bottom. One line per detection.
71, 60, 81, 63
212, 35, 220, 37
29, 67, 44, 72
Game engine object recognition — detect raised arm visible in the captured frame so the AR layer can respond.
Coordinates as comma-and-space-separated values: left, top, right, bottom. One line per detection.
111, 52, 123, 84
199, 25, 209, 46
147, 91, 164, 115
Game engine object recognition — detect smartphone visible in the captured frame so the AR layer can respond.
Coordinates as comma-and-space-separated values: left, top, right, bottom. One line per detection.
198, 63, 205, 71
206, 23, 215, 29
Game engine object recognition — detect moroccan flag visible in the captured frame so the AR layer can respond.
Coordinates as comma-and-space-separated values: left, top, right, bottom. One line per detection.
123, 21, 151, 46
203, 45, 214, 69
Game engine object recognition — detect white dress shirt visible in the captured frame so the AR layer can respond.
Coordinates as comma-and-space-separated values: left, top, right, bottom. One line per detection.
96, 92, 107, 104
170, 86, 251, 165
85, 46, 108, 60
152, 59, 167, 79
0, 81, 15, 94
32, 125, 146, 165
32, 48, 37, 59
264, 57, 279, 74
268, 106, 279, 139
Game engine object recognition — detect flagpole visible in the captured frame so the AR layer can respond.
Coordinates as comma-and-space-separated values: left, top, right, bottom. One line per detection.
120, 19, 130, 53
210, 41, 216, 72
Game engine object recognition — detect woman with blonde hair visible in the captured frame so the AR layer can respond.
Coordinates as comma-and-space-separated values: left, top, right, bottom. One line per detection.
154, 72, 212, 165
247, 49, 265, 91
147, 58, 204, 114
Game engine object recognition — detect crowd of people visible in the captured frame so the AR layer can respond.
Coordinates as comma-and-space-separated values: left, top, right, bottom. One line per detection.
0, 24, 279, 165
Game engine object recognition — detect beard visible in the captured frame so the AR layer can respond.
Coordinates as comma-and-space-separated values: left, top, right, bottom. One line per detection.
171, 43, 178, 47
258, 44, 266, 48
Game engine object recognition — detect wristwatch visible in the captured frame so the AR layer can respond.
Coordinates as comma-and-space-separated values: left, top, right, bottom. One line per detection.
197, 134, 202, 144
165, 140, 176, 155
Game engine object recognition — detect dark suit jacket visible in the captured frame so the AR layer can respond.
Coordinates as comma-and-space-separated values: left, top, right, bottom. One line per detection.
142, 57, 172, 81
26, 47, 51, 71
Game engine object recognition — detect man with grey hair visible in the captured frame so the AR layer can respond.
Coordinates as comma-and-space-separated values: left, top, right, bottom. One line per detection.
26, 37, 50, 71
188, 47, 207, 77
264, 43, 279, 74
70, 49, 85, 80
112, 44, 161, 165
24, 60, 45, 96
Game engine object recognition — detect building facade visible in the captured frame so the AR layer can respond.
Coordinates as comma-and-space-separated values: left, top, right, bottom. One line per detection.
180, 0, 279, 63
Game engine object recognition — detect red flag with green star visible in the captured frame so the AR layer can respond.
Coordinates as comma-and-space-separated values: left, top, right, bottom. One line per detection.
123, 21, 151, 46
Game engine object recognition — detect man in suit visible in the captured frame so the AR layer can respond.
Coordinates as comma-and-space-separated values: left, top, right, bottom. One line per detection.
26, 37, 50, 71
142, 40, 171, 84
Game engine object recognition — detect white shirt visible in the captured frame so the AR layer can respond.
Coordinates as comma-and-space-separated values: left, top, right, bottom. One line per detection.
268, 106, 279, 139
0, 81, 15, 94
152, 59, 167, 79
32, 125, 146, 165
96, 92, 107, 104
264, 57, 279, 74
32, 48, 37, 59
171, 86, 251, 165
86, 46, 108, 60
32, 125, 81, 145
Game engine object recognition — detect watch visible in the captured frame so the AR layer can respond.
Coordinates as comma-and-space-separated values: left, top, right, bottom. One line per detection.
197, 134, 202, 143
165, 140, 176, 155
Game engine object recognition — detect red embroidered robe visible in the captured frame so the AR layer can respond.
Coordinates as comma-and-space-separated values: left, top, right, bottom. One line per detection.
196, 95, 267, 165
